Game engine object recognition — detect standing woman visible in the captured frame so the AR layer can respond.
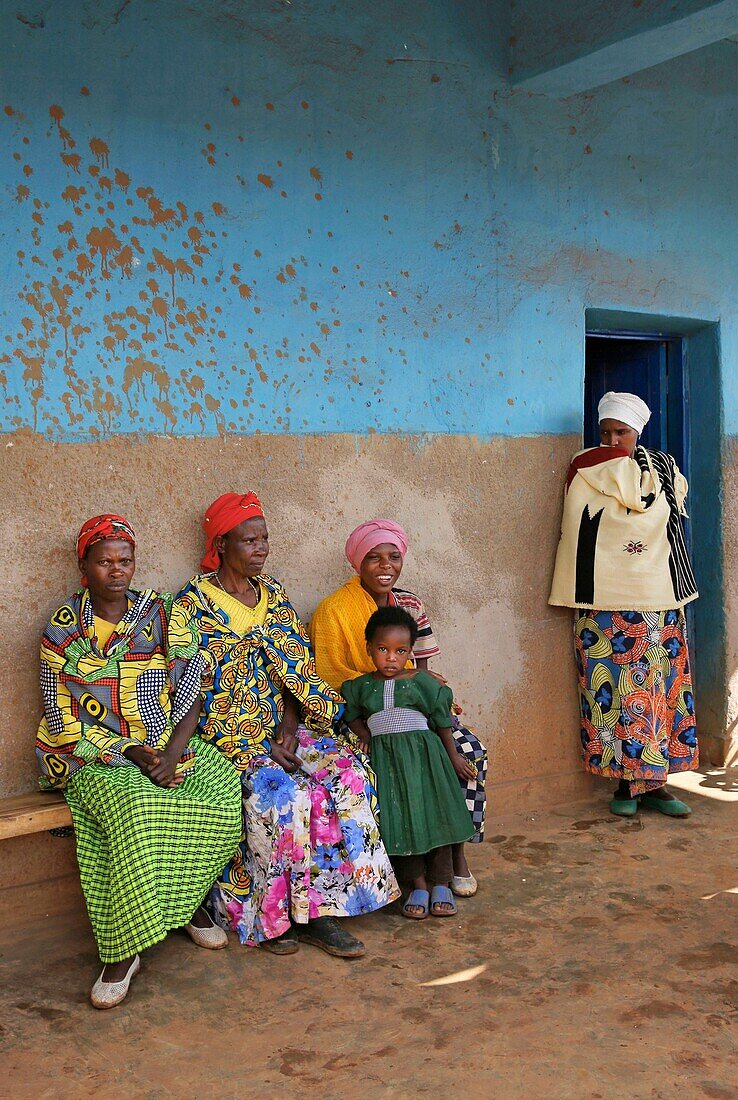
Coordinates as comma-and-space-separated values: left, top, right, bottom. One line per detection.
36, 515, 242, 1009
549, 392, 699, 817
310, 520, 487, 897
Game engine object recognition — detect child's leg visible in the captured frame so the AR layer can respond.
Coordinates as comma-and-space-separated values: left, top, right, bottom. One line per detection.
393, 854, 429, 916
426, 846, 456, 915
452, 842, 470, 877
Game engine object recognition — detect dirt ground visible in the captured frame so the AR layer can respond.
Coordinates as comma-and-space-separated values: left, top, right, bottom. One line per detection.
1, 770, 736, 1100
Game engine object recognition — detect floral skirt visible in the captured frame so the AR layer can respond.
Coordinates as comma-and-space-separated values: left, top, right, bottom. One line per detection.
210, 726, 400, 944
574, 609, 698, 797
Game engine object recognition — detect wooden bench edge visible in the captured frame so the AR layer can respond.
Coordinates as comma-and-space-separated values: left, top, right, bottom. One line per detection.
0, 793, 73, 841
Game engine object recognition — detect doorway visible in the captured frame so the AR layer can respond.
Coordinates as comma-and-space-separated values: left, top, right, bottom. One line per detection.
584, 334, 687, 473
583, 310, 725, 760
584, 329, 693, 633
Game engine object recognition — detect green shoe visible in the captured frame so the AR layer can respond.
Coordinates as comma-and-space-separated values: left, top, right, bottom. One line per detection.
640, 793, 691, 817
610, 796, 639, 817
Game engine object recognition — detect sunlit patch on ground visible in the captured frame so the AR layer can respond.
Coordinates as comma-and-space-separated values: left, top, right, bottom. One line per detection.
668, 767, 738, 802
420, 963, 487, 987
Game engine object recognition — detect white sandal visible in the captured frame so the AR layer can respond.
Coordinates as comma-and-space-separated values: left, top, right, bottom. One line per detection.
450, 873, 478, 898
90, 954, 140, 1010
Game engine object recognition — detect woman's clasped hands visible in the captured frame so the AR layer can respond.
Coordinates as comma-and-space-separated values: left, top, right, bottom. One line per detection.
124, 743, 185, 788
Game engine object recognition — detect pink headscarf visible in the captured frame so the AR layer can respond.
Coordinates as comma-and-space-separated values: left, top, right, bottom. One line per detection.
344, 519, 409, 573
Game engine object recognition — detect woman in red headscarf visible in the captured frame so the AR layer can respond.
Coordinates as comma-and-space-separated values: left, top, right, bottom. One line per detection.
310, 520, 488, 899
168, 494, 400, 958
36, 515, 242, 1009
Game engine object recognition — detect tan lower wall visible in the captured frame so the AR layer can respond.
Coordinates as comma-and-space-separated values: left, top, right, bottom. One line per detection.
1, 428, 591, 814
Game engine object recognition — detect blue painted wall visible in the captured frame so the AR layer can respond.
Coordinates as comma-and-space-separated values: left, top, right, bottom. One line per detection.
0, 0, 736, 439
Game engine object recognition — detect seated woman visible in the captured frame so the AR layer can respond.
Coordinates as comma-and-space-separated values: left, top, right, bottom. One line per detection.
36, 515, 242, 1010
309, 519, 487, 898
168, 492, 400, 957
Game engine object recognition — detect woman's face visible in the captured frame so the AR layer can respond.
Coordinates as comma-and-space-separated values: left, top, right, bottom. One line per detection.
217, 517, 269, 577
358, 542, 403, 599
599, 418, 639, 457
80, 539, 135, 600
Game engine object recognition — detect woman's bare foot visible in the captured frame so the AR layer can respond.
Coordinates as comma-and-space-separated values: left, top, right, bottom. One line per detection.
101, 955, 138, 982
646, 786, 677, 801
188, 905, 215, 929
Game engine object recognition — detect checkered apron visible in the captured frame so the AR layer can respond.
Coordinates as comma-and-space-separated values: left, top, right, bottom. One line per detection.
452, 719, 487, 842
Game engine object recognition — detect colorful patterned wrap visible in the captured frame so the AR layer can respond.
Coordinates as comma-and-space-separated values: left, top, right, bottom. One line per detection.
36, 588, 203, 789
169, 574, 400, 944
36, 586, 242, 963
169, 574, 344, 767
575, 608, 698, 796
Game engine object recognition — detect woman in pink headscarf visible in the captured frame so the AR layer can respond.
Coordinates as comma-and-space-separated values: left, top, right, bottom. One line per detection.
310, 520, 487, 897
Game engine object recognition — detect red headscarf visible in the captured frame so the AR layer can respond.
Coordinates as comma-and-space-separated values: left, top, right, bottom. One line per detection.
76, 514, 136, 560
201, 492, 265, 572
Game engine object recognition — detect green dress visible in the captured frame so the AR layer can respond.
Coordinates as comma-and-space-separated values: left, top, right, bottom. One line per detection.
341, 672, 473, 856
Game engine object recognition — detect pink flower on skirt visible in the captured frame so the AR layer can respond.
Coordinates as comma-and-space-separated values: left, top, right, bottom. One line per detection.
262, 873, 289, 931
225, 899, 244, 931
335, 757, 366, 795
308, 885, 324, 919
273, 828, 295, 862
310, 784, 342, 845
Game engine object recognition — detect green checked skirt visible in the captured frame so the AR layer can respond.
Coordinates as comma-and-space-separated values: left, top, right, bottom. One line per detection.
65, 739, 242, 963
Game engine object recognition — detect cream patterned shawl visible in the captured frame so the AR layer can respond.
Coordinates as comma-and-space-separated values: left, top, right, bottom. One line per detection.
549, 446, 698, 612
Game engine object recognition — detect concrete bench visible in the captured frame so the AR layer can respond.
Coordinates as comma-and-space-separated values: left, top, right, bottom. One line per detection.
0, 792, 72, 840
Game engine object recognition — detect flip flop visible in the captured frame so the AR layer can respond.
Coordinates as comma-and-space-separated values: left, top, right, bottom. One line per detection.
401, 889, 430, 920
430, 884, 458, 917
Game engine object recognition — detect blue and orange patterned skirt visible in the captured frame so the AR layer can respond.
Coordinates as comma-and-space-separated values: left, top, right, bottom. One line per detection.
574, 609, 698, 797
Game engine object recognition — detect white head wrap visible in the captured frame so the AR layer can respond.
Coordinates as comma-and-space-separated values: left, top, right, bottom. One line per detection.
597, 391, 651, 434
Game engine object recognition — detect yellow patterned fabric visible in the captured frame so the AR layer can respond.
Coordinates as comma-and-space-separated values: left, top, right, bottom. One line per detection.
93, 616, 118, 650
36, 588, 202, 789
200, 577, 268, 634
169, 574, 343, 769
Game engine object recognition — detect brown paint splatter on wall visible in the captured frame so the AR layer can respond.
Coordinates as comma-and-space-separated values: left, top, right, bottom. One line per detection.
89, 138, 110, 168
3, 93, 421, 438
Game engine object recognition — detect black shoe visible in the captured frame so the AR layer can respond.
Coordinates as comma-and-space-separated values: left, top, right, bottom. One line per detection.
259, 925, 300, 955
295, 916, 366, 958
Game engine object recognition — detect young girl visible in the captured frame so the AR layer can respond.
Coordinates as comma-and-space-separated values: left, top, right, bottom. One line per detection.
341, 606, 476, 920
